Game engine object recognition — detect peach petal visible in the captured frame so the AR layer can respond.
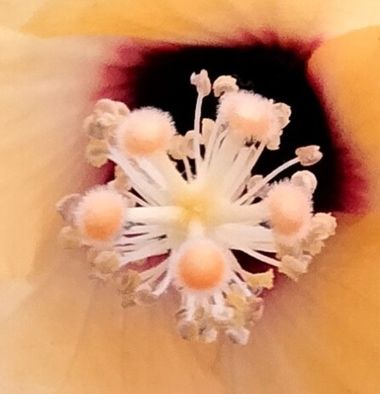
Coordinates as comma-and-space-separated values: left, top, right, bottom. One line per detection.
23, 0, 380, 43
0, 12, 379, 394
0, 29, 119, 278
0, 249, 225, 394
308, 26, 380, 212
0, 0, 46, 30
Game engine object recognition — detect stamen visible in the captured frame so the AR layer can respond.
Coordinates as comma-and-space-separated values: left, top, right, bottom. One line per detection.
56, 193, 81, 225
213, 75, 239, 97
291, 170, 318, 194
190, 70, 211, 171
57, 69, 336, 345
236, 155, 299, 205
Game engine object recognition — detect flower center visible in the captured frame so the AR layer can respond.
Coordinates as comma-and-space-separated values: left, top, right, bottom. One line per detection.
173, 181, 221, 231
128, 42, 366, 213
57, 70, 337, 345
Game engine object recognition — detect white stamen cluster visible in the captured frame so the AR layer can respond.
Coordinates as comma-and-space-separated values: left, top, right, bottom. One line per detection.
57, 69, 336, 345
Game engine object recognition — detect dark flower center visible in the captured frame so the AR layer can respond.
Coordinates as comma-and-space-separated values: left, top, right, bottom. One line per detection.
105, 41, 367, 215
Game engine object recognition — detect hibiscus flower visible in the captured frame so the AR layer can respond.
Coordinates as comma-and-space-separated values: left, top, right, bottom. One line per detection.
0, 1, 379, 393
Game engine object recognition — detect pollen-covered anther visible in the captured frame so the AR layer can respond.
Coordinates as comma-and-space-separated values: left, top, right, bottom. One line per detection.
176, 239, 228, 291
273, 102, 291, 129
90, 250, 121, 281
177, 319, 200, 340
56, 193, 82, 225
83, 98, 129, 140
226, 327, 250, 345
134, 287, 159, 306
296, 145, 323, 166
201, 118, 215, 145
291, 170, 318, 194
279, 255, 312, 281
213, 75, 239, 97
311, 213, 337, 238
267, 182, 312, 240
116, 108, 176, 156
108, 165, 132, 194
85, 138, 109, 168
249, 297, 265, 323
245, 269, 274, 290
115, 269, 143, 308
168, 134, 186, 160
247, 175, 271, 198
190, 69, 211, 97
210, 304, 235, 323
75, 188, 126, 243
58, 226, 82, 249
218, 91, 285, 143
57, 69, 338, 345
303, 213, 337, 255
182, 130, 197, 159
199, 327, 218, 344
266, 103, 291, 150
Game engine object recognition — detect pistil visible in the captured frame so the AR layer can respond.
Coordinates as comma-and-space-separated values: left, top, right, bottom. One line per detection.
57, 69, 336, 345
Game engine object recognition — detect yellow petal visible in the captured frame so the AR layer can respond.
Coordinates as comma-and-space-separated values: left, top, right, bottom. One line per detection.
3, 218, 379, 393
0, 251, 225, 393
212, 28, 380, 392
227, 213, 380, 393
24, 0, 380, 42
0, 0, 46, 30
0, 29, 115, 278
308, 26, 380, 211
2, 19, 380, 394
0, 279, 34, 319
